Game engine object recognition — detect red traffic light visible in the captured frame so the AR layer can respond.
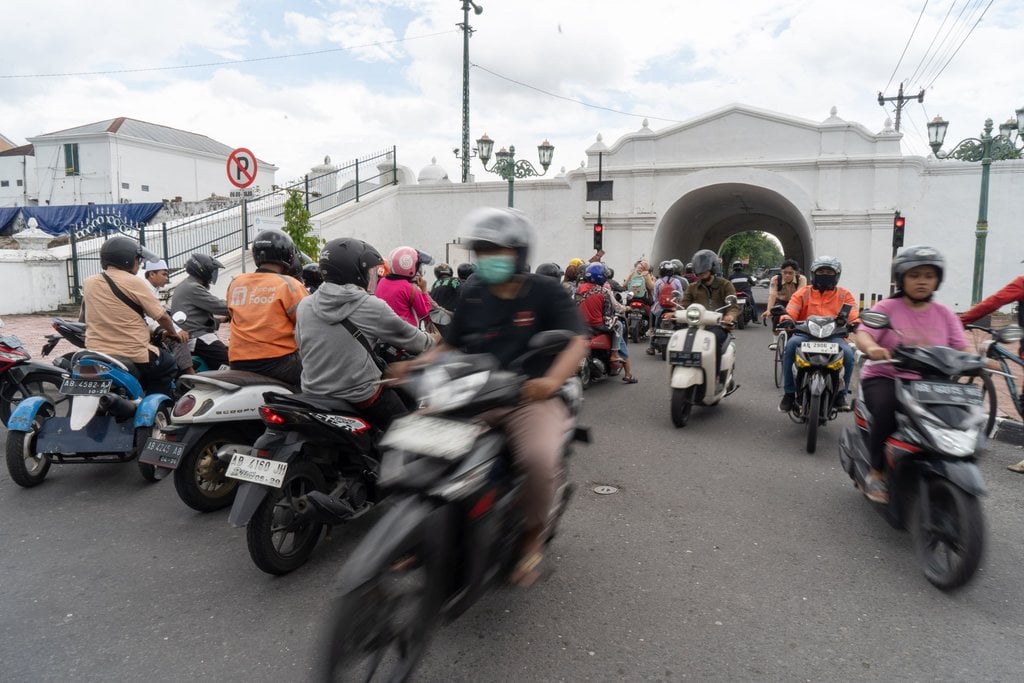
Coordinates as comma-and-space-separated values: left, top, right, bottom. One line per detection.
594, 223, 603, 233
593, 222, 604, 250
894, 216, 905, 229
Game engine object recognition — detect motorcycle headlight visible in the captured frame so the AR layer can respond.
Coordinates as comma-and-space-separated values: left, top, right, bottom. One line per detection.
807, 320, 835, 338
919, 412, 979, 457
686, 307, 702, 325
418, 368, 489, 414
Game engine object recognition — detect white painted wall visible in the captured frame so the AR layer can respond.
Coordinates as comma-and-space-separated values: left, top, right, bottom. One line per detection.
0, 250, 67, 313
0, 153, 37, 207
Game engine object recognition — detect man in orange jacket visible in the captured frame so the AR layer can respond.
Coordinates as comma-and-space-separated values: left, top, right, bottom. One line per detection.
778, 256, 860, 412
960, 268, 1024, 359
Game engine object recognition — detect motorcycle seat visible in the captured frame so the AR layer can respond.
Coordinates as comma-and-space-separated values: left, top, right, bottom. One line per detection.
264, 392, 360, 414
190, 370, 294, 389
72, 350, 140, 379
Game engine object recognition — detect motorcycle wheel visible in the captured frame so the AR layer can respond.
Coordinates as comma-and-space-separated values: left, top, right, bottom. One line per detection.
579, 361, 592, 390
911, 477, 984, 591
135, 404, 171, 483
247, 461, 327, 575
4, 408, 53, 487
0, 372, 71, 425
670, 387, 696, 428
628, 318, 640, 343
319, 523, 443, 681
737, 313, 746, 330
173, 427, 245, 512
805, 393, 821, 453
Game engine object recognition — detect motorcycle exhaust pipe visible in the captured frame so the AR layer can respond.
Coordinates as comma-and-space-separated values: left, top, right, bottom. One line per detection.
297, 491, 359, 524
98, 392, 137, 419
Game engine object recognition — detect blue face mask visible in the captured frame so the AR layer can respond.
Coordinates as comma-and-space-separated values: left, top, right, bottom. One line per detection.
476, 254, 516, 284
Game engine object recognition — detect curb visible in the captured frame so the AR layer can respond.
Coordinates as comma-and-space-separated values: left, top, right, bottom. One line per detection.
994, 417, 1023, 446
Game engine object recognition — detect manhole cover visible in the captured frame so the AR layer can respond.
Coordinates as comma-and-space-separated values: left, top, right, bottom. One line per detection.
592, 485, 619, 495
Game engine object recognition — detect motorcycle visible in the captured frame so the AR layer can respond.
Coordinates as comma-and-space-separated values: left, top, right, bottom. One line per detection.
838, 310, 1001, 590
624, 294, 651, 342
0, 318, 70, 426
783, 304, 854, 453
222, 390, 386, 575
733, 291, 756, 329
5, 349, 173, 487
577, 321, 622, 388
40, 317, 87, 372
316, 331, 587, 681
137, 370, 296, 512
666, 295, 739, 427
650, 307, 684, 360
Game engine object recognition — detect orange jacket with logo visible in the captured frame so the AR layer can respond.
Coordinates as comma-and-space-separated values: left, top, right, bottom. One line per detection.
783, 285, 860, 326
226, 271, 307, 361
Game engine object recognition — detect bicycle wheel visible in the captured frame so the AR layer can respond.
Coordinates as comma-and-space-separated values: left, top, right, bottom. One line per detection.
956, 374, 997, 438
773, 331, 786, 389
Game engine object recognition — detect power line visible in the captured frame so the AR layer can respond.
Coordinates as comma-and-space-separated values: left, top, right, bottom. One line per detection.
0, 29, 458, 79
471, 62, 684, 123
905, 0, 959, 87
883, 0, 929, 95
924, 0, 994, 90
913, 0, 983, 89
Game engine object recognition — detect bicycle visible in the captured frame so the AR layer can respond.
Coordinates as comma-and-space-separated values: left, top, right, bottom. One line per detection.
767, 305, 788, 388
961, 323, 1024, 436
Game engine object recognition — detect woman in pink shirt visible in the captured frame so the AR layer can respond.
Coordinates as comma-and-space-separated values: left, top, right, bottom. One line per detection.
375, 246, 433, 327
855, 246, 970, 504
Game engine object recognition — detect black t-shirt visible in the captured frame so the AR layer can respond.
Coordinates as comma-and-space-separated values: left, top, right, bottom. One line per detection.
443, 274, 586, 376
430, 277, 461, 312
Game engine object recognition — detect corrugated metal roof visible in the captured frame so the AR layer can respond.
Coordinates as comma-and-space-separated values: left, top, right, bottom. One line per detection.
30, 117, 275, 166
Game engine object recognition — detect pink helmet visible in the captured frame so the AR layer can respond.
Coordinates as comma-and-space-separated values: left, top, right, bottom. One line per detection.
388, 246, 420, 278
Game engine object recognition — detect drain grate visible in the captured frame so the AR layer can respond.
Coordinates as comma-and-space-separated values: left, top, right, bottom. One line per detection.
592, 485, 619, 495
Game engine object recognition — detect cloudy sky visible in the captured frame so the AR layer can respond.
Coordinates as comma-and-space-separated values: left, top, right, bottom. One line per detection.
2, 0, 1021, 183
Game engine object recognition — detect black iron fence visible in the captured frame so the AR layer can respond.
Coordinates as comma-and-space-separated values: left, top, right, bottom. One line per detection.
65, 147, 397, 301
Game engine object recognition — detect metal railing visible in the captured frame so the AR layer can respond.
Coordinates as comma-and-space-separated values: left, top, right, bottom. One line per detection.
65, 147, 397, 301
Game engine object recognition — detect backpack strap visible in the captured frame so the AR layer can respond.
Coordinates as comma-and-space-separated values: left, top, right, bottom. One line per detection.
101, 272, 146, 320
334, 317, 388, 372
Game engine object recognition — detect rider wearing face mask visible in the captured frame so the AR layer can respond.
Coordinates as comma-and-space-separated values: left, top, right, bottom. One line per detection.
778, 256, 860, 412
681, 249, 740, 382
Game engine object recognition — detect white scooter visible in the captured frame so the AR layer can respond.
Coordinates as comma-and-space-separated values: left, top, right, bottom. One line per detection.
666, 294, 739, 427
137, 370, 295, 512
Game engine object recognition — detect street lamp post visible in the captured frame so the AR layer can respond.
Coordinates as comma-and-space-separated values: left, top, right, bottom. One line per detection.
475, 134, 554, 207
458, 1, 483, 183
927, 107, 1024, 304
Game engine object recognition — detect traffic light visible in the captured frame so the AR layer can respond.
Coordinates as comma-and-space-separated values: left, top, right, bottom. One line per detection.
593, 222, 604, 251
892, 211, 906, 248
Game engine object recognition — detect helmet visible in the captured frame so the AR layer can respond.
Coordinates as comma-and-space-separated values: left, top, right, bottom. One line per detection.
809, 255, 842, 277
567, 257, 585, 270
252, 229, 296, 269
732, 261, 744, 271
288, 251, 312, 279
100, 236, 158, 272
605, 266, 614, 279
691, 249, 721, 276
320, 238, 384, 289
892, 245, 945, 290
185, 253, 225, 287
583, 262, 607, 285
460, 207, 532, 272
388, 246, 421, 278
658, 260, 673, 277
670, 259, 684, 275
434, 263, 453, 279
685, 262, 694, 273
457, 262, 476, 280
301, 263, 324, 291
536, 262, 563, 279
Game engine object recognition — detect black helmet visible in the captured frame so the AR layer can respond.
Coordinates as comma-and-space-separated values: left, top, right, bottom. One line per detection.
457, 262, 476, 280
319, 237, 384, 289
535, 262, 563, 279
658, 260, 673, 277
252, 229, 296, 269
732, 260, 744, 271
892, 245, 945, 290
460, 207, 532, 272
301, 263, 324, 291
685, 262, 694, 273
670, 259, 684, 275
100, 235, 158, 272
434, 263, 453, 279
691, 249, 720, 276
185, 253, 225, 287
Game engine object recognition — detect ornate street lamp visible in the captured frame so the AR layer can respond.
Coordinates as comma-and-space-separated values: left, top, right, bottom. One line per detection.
475, 134, 554, 207
927, 107, 1024, 304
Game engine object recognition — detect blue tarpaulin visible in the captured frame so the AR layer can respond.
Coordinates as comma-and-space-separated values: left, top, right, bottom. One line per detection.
0, 207, 18, 235
19, 203, 163, 237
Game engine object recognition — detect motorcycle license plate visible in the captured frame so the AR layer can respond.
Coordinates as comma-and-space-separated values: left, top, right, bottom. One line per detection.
60, 378, 112, 395
380, 414, 481, 460
668, 350, 702, 367
913, 381, 983, 405
225, 453, 288, 487
800, 341, 839, 354
138, 437, 186, 468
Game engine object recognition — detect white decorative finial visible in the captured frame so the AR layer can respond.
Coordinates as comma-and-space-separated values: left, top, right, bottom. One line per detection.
596, 133, 603, 142
642, 118, 649, 128
830, 106, 838, 117
883, 117, 894, 132
431, 156, 437, 164
324, 155, 331, 165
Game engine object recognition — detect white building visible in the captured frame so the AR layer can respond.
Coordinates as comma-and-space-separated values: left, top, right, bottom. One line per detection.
11, 117, 276, 207
0, 144, 36, 206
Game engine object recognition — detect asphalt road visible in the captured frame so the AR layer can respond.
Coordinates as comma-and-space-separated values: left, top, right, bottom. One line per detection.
2, 325, 1024, 682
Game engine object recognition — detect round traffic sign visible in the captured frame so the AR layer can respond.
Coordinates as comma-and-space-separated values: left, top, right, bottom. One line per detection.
227, 147, 258, 189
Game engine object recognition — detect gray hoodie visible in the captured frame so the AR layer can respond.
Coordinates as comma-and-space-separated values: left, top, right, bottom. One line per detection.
295, 282, 430, 402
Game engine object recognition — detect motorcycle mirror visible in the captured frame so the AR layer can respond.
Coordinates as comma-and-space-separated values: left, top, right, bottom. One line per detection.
172, 311, 188, 324
860, 310, 890, 330
724, 294, 738, 305
995, 325, 1024, 344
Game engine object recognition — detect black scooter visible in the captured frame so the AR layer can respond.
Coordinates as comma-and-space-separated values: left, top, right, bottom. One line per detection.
838, 310, 997, 591
317, 332, 588, 681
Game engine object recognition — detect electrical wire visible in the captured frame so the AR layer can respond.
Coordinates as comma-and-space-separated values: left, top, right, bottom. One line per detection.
471, 62, 684, 123
923, 0, 994, 90
905, 0, 959, 87
883, 0, 929, 95
0, 29, 458, 79
912, 0, 984, 89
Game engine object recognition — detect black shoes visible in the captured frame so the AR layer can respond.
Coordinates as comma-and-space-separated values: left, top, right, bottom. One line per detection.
835, 393, 849, 411
779, 393, 795, 412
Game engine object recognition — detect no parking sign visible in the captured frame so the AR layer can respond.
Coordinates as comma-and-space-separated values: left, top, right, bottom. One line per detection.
227, 147, 258, 189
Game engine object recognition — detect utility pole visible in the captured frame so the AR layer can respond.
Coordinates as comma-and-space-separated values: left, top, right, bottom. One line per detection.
459, 1, 483, 183
877, 82, 924, 132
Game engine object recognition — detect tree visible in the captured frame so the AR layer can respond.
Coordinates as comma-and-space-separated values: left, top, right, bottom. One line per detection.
719, 231, 783, 272
282, 190, 323, 260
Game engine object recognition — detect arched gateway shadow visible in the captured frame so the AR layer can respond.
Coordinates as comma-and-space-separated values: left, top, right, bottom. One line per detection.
652, 182, 813, 269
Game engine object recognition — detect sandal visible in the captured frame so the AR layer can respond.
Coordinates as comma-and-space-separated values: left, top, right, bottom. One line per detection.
863, 475, 889, 504
622, 375, 638, 384
510, 551, 544, 588
1008, 460, 1024, 473
645, 347, 656, 356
